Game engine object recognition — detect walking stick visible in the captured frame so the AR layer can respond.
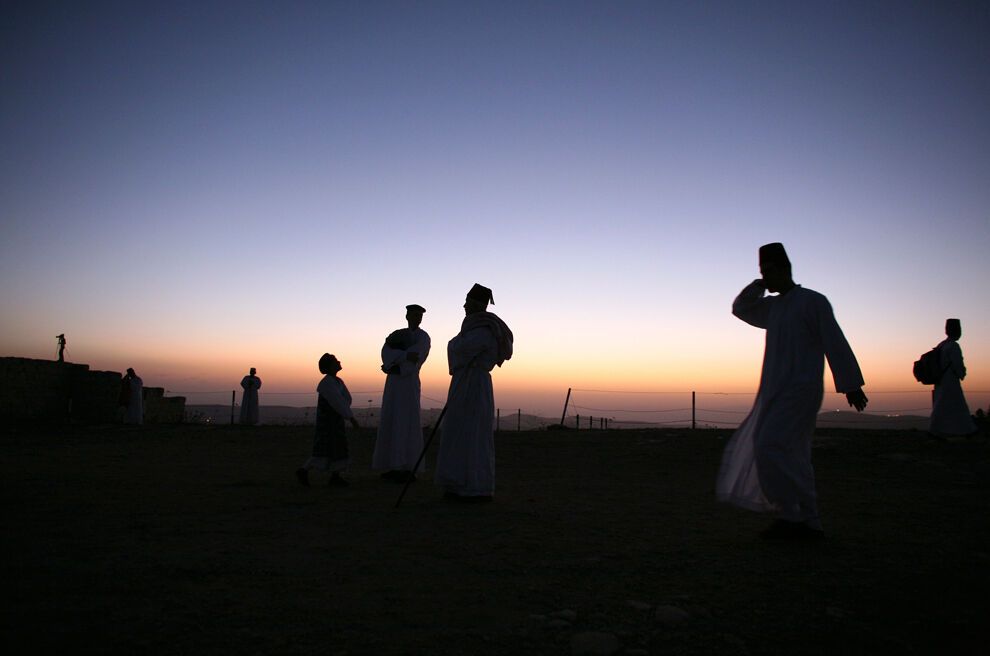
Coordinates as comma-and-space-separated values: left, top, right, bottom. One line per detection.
394, 351, 482, 509
394, 404, 449, 508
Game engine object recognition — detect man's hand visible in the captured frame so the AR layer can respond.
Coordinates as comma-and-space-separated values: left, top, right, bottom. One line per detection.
846, 389, 868, 412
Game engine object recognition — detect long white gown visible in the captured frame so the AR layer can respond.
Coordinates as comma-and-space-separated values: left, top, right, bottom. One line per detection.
717, 281, 864, 529
374, 327, 431, 472
239, 375, 262, 425
124, 375, 143, 425
930, 339, 976, 436
434, 324, 499, 496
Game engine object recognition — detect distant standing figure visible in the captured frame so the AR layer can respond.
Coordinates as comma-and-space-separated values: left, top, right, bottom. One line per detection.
717, 243, 868, 540
56, 334, 66, 362
296, 354, 360, 487
374, 304, 431, 483
929, 319, 977, 437
239, 367, 262, 425
121, 368, 144, 425
435, 284, 513, 502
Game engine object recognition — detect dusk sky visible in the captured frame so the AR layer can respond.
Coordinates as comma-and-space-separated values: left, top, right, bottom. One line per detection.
2, 1, 988, 416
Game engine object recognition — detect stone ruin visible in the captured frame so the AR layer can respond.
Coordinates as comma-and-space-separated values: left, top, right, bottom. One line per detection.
0, 357, 185, 425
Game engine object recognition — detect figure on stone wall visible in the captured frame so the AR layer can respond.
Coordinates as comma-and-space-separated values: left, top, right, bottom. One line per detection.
56, 334, 66, 362
120, 368, 144, 425
239, 367, 262, 425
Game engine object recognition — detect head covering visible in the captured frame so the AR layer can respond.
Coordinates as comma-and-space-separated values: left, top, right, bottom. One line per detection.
249, 367, 256, 375
946, 318, 961, 333
467, 283, 494, 306
318, 353, 338, 374
758, 242, 791, 269
126, 368, 135, 375
406, 304, 426, 314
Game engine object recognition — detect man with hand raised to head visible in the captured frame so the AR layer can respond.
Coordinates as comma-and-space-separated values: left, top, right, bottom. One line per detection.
717, 243, 868, 540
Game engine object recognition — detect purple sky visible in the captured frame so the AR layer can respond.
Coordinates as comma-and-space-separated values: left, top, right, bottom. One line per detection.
2, 1, 988, 414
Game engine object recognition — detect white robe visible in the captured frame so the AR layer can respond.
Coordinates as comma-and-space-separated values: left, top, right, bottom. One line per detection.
239, 375, 262, 425
124, 376, 143, 425
434, 324, 499, 496
717, 281, 864, 529
930, 339, 976, 436
374, 327, 431, 472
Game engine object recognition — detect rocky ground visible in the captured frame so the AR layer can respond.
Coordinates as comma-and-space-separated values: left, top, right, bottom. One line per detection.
2, 424, 987, 655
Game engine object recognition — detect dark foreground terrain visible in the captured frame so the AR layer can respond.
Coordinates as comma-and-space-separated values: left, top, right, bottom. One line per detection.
2, 424, 988, 655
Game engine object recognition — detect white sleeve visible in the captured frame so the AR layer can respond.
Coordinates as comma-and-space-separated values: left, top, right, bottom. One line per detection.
732, 280, 771, 328
318, 378, 353, 418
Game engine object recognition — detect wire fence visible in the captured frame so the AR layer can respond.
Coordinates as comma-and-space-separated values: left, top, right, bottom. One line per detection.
166, 385, 990, 430
559, 387, 990, 430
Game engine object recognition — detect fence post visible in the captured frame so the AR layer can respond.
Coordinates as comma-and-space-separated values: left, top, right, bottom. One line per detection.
517, 409, 521, 431
692, 391, 696, 430
496, 408, 500, 433
576, 414, 580, 430
231, 390, 235, 426
589, 415, 593, 429
560, 387, 572, 425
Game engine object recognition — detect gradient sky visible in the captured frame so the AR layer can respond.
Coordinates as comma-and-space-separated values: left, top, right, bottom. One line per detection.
2, 1, 988, 415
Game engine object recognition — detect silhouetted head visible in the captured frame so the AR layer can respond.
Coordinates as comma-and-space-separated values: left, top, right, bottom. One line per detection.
759, 242, 794, 293
126, 367, 135, 376
249, 367, 257, 376
406, 304, 426, 328
319, 353, 341, 375
464, 283, 493, 316
945, 318, 962, 341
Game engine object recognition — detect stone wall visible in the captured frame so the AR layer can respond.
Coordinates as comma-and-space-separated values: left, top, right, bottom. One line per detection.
142, 387, 186, 424
0, 357, 185, 424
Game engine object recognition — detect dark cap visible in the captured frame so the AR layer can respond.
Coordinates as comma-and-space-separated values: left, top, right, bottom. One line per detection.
406, 304, 426, 314
759, 242, 791, 268
946, 318, 961, 332
467, 283, 494, 306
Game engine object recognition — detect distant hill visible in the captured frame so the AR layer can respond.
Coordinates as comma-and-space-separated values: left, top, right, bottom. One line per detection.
184, 405, 556, 430
815, 410, 929, 430
184, 405, 931, 431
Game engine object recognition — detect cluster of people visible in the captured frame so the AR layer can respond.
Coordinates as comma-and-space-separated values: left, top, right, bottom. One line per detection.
223, 243, 976, 536
716, 243, 976, 540
295, 283, 513, 502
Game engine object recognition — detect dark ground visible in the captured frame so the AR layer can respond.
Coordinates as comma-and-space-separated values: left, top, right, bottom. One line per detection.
2, 424, 988, 655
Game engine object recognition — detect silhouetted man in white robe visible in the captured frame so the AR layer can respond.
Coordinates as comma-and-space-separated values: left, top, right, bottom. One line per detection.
374, 304, 431, 483
121, 368, 143, 425
239, 367, 262, 425
717, 243, 868, 539
930, 318, 977, 437
435, 284, 513, 502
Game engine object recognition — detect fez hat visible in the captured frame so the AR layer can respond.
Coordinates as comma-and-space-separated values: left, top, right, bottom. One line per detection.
759, 242, 791, 269
406, 304, 426, 314
467, 283, 494, 306
318, 353, 338, 374
946, 318, 961, 333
